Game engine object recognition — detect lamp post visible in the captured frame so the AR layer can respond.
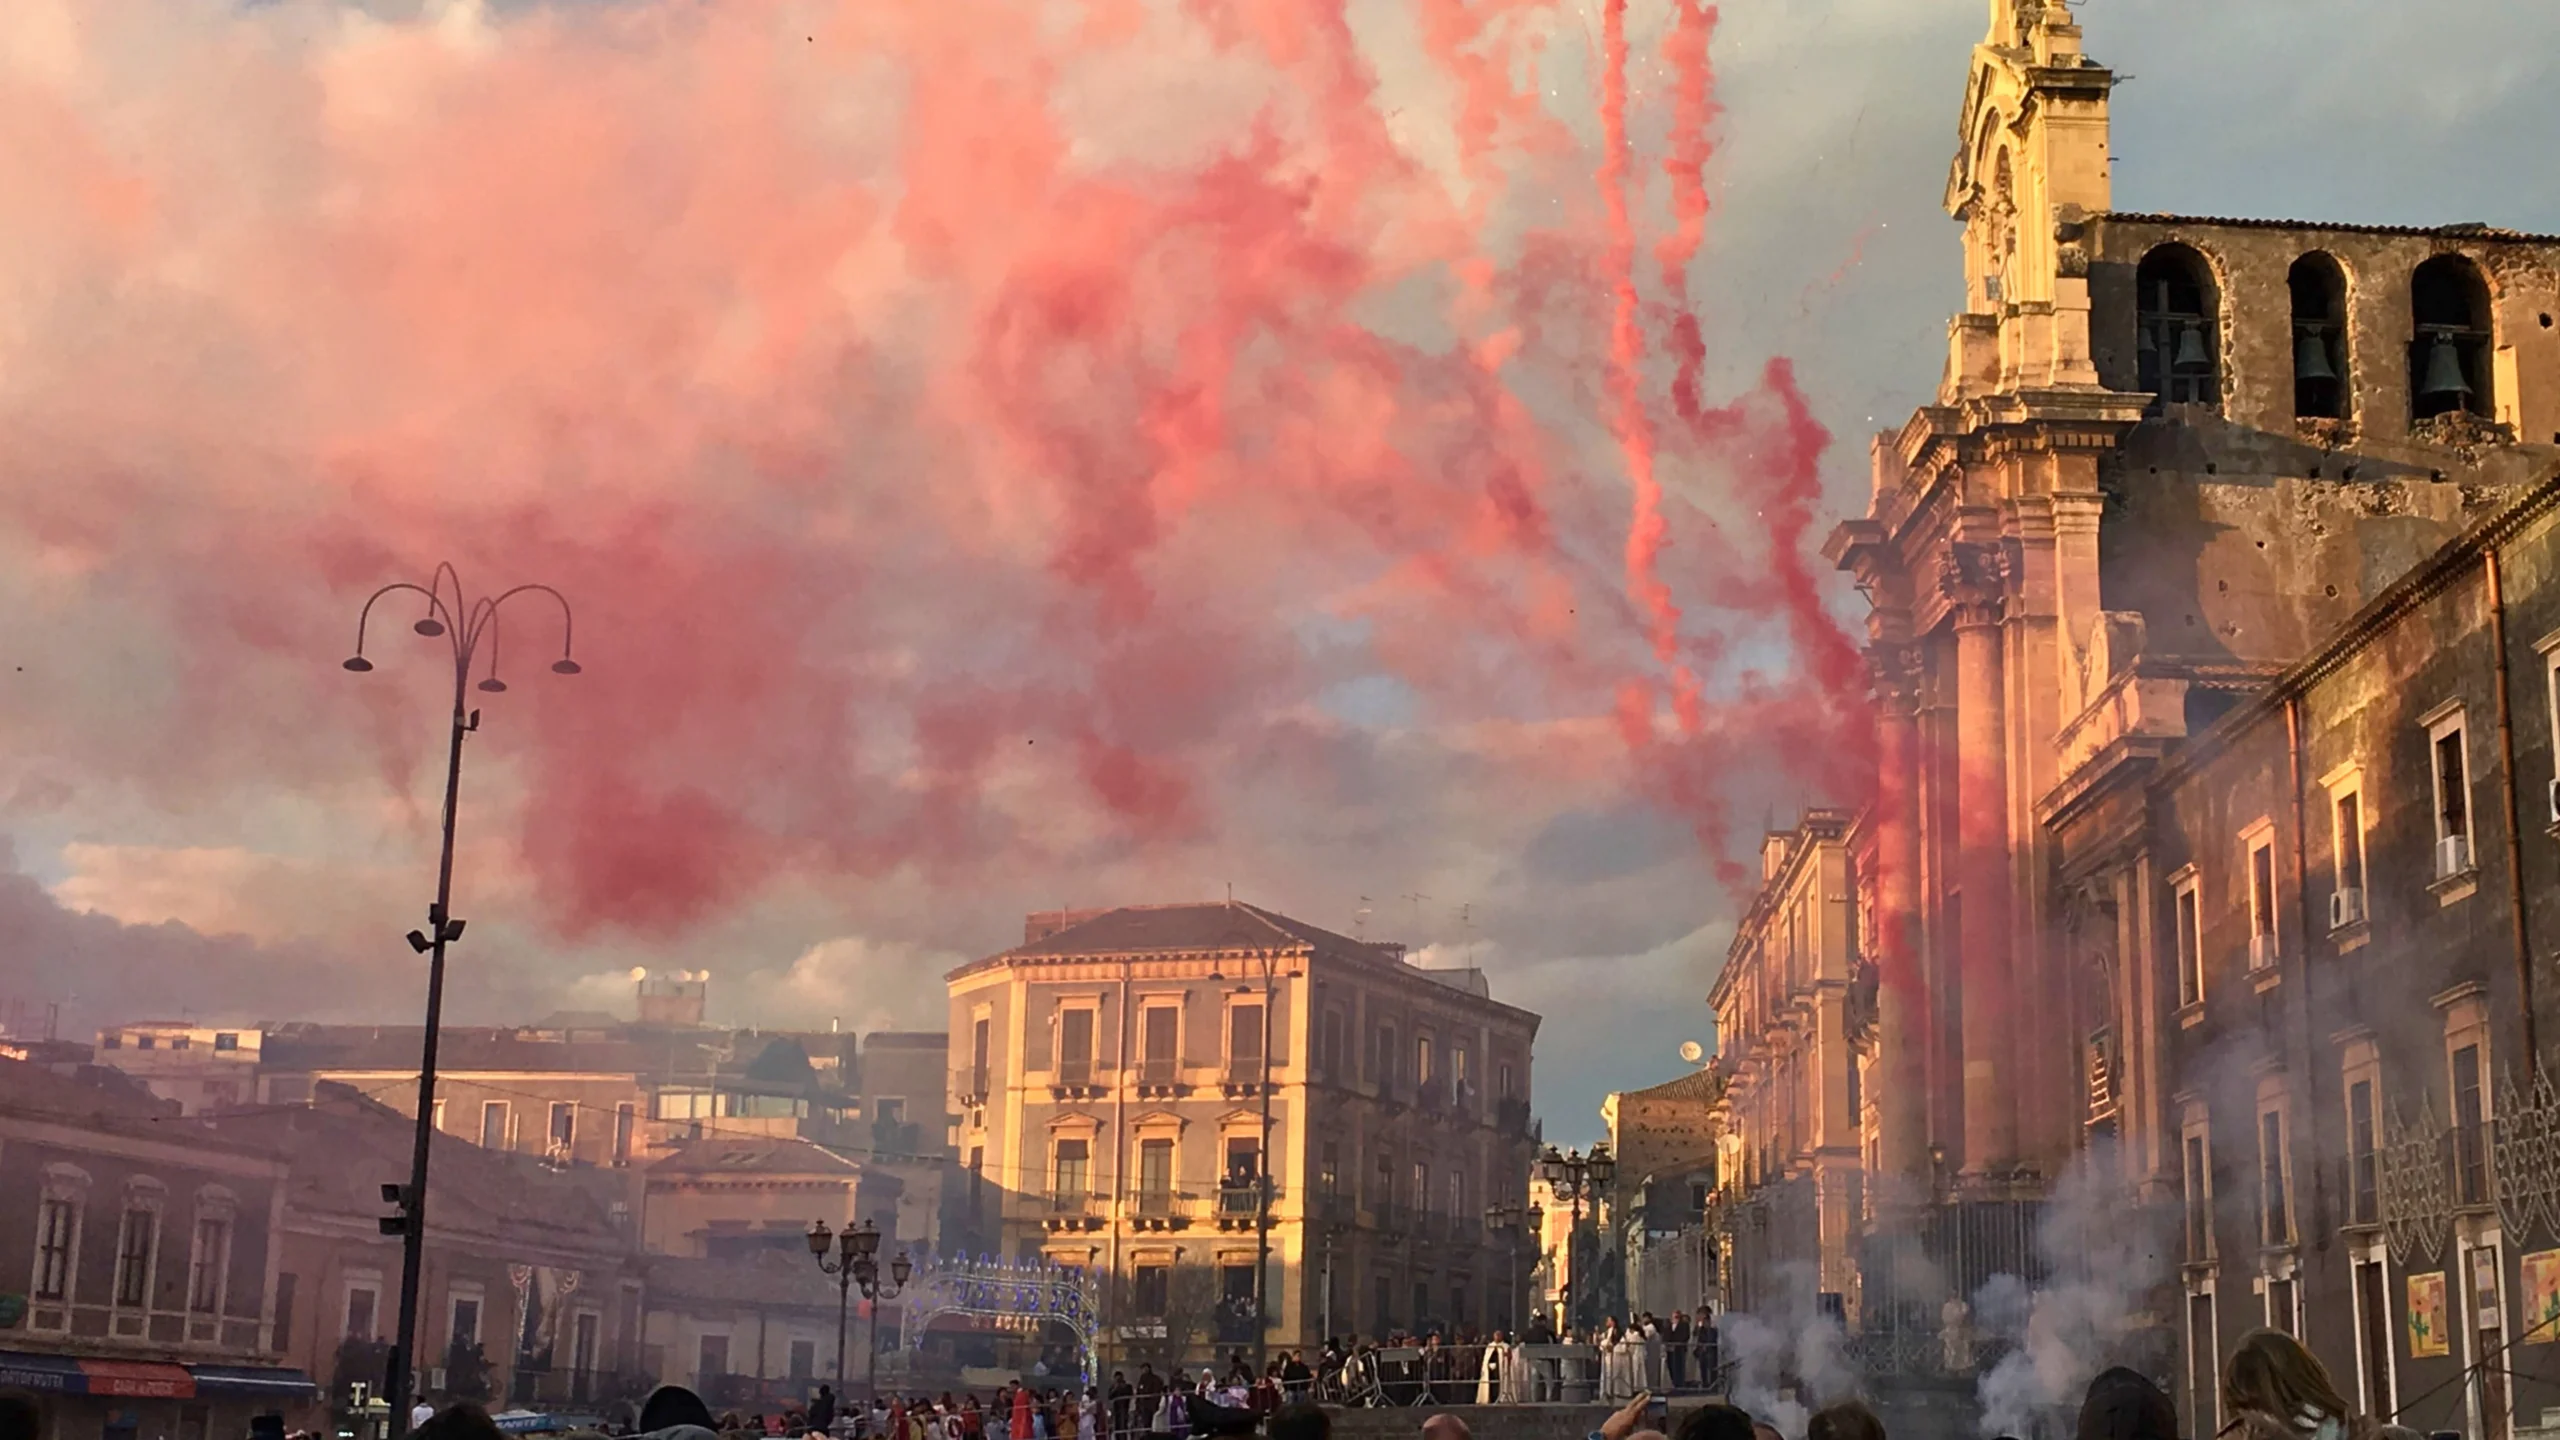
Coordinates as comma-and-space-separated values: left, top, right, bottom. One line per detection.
1537, 1143, 1613, 1334
346, 565, 579, 1439
1483, 1201, 1543, 1333
1208, 946, 1283, 1371
809, 1220, 910, 1400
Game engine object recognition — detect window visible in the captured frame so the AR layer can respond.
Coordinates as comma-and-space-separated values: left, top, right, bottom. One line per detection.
1319, 1009, 1346, 1081
2411, 254, 2493, 422
1447, 1171, 1464, 1220
172, 1035, 191, 1051
550, 1102, 576, 1154
1055, 1138, 1091, 1200
873, 1097, 905, 1127
214, 1032, 239, 1052
451, 1296, 481, 1350
788, 1339, 815, 1384
2183, 1130, 2213, 1261
344, 1284, 379, 1342
2173, 874, 2203, 1007
1228, 1003, 1265, 1077
969, 1145, 984, 1210
1451, 1046, 1470, 1105
2246, 831, 2279, 970
2268, 1275, 2297, 1335
2259, 1109, 2291, 1245
1142, 1007, 1179, 1080
613, 1103, 636, 1166
1133, 1265, 1170, 1319
480, 1100, 510, 1150
2332, 786, 2368, 927
1498, 1062, 1515, 1100
114, 1204, 158, 1308
1375, 1023, 1399, 1091
188, 1216, 229, 1312
273, 1273, 296, 1346
2349, 1078, 2380, 1226
1415, 1036, 1434, 1090
970, 1016, 992, 1096
697, 1334, 729, 1385
1138, 1138, 1174, 1199
2135, 244, 2220, 411
2431, 711, 2473, 870
1225, 1135, 1261, 1185
33, 1198, 76, 1301
2454, 1043, 2488, 1206
1319, 1142, 1340, 1195
2356, 1259, 2395, 1417
1059, 1007, 1096, 1083
1412, 1162, 1430, 1212
101, 1033, 121, 1051
2290, 253, 2348, 419
136, 1034, 156, 1051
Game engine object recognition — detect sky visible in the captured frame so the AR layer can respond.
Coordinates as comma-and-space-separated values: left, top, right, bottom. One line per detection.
2, 0, 2558, 1144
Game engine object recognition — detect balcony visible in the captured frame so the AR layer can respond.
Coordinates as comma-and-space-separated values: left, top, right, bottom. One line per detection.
1314, 1190, 1355, 1227
1221, 1057, 1271, 1098
1127, 1188, 1196, 1231
1042, 1190, 1103, 1232
1369, 1199, 1408, 1236
951, 1067, 993, 1108
1135, 1059, 1186, 1098
1216, 1181, 1280, 1231
1051, 1058, 1103, 1100
1494, 1097, 1533, 1138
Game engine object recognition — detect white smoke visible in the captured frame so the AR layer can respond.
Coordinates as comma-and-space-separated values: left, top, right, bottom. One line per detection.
1724, 1262, 1860, 1439
1973, 1146, 2176, 1440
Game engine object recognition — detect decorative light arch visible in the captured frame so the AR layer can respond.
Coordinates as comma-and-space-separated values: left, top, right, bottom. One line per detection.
898, 1256, 1100, 1387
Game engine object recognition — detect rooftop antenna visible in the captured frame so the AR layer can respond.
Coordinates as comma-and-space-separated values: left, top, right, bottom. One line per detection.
1403, 892, 1430, 939
1460, 903, 1477, 967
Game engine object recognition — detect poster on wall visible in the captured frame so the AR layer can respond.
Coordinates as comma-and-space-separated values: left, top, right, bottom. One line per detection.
2520, 1251, 2560, 1345
2407, 1271, 2450, 1358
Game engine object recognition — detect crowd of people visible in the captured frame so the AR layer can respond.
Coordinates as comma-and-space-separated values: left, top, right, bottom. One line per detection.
377, 1322, 2394, 1440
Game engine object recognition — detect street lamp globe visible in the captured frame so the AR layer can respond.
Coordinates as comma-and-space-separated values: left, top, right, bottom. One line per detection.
891, 1253, 914, 1287
807, 1221, 835, 1257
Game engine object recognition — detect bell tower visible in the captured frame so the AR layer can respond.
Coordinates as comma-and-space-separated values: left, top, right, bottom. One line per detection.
1941, 0, 2114, 401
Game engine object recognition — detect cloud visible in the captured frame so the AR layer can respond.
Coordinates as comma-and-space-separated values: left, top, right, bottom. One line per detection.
2, 0, 2555, 1131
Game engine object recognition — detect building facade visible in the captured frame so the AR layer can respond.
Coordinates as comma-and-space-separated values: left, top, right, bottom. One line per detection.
92, 1024, 264, 1117
1696, 0, 2560, 1422
2047, 477, 2560, 1437
0, 1058, 310, 1440
1603, 1068, 1721, 1321
945, 902, 1541, 1364
1707, 814, 1864, 1315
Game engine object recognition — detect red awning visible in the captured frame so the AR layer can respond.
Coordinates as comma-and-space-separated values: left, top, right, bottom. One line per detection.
77, 1359, 195, 1398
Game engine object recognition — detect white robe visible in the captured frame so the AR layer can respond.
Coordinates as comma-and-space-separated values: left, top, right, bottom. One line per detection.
1476, 1344, 1501, 1404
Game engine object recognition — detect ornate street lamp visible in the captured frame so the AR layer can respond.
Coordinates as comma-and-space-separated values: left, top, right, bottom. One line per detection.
1538, 1143, 1614, 1333
346, 565, 578, 1439
1483, 1201, 1544, 1333
809, 1219, 911, 1399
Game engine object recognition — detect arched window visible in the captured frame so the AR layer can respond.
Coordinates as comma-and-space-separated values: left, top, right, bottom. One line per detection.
2411, 255, 2493, 421
2136, 245, 2220, 412
2289, 253, 2349, 420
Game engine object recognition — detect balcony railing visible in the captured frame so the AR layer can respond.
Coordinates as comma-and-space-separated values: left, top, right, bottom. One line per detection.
951, 1067, 992, 1105
1127, 1188, 1199, 1226
1370, 1198, 1408, 1235
1137, 1058, 1181, 1088
1056, 1058, 1095, 1088
1049, 1189, 1098, 1216
1223, 1057, 1271, 1089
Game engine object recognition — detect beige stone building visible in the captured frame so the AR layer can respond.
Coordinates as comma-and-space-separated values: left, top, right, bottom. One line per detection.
1707, 812, 1865, 1314
944, 902, 1542, 1363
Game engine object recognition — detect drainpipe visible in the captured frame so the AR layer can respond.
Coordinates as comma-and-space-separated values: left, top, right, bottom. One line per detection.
1107, 954, 1134, 1370
2487, 548, 2542, 1078
2285, 696, 2330, 1242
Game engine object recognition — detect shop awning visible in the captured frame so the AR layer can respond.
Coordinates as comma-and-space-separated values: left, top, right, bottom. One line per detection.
189, 1366, 319, 1399
0, 1353, 200, 1397
77, 1359, 194, 1398
0, 1351, 85, 1393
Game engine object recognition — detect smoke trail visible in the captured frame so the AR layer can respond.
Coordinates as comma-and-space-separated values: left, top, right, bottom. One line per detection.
1722, 1262, 1859, 1440
1657, 0, 1720, 424
0, 0, 1872, 966
1973, 1147, 2178, 1440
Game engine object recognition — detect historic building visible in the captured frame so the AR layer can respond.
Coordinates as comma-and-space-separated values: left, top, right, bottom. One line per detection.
943, 902, 1541, 1364
0, 1058, 311, 1440
1698, 0, 2560, 1429
1706, 813, 1864, 1315
2047, 475, 2560, 1435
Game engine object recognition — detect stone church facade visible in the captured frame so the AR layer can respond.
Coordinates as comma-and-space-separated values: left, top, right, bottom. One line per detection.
1711, 2, 2560, 1433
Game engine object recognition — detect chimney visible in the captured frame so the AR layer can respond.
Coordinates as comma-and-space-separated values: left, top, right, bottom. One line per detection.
1761, 832, 1793, 883
636, 971, 709, 1027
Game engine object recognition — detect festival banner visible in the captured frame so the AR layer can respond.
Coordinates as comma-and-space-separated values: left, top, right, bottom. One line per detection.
2520, 1251, 2560, 1344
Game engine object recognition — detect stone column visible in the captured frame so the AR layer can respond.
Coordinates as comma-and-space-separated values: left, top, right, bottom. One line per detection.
1953, 593, 2018, 1175
1871, 642, 1930, 1197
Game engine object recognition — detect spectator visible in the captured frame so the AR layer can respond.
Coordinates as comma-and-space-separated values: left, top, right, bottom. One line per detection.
1808, 1402, 1886, 1440
2076, 1367, 2177, 1440
415, 1405, 506, 1440
1669, 1407, 1754, 1440
1422, 1418, 1472, 1440
2222, 1328, 2368, 1440
1268, 1404, 1330, 1440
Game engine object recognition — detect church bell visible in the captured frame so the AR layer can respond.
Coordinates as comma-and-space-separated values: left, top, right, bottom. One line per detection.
2420, 334, 2472, 399
2171, 325, 2211, 372
2293, 330, 2336, 383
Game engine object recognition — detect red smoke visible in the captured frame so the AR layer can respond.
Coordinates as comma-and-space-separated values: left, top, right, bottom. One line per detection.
0, 0, 1872, 939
